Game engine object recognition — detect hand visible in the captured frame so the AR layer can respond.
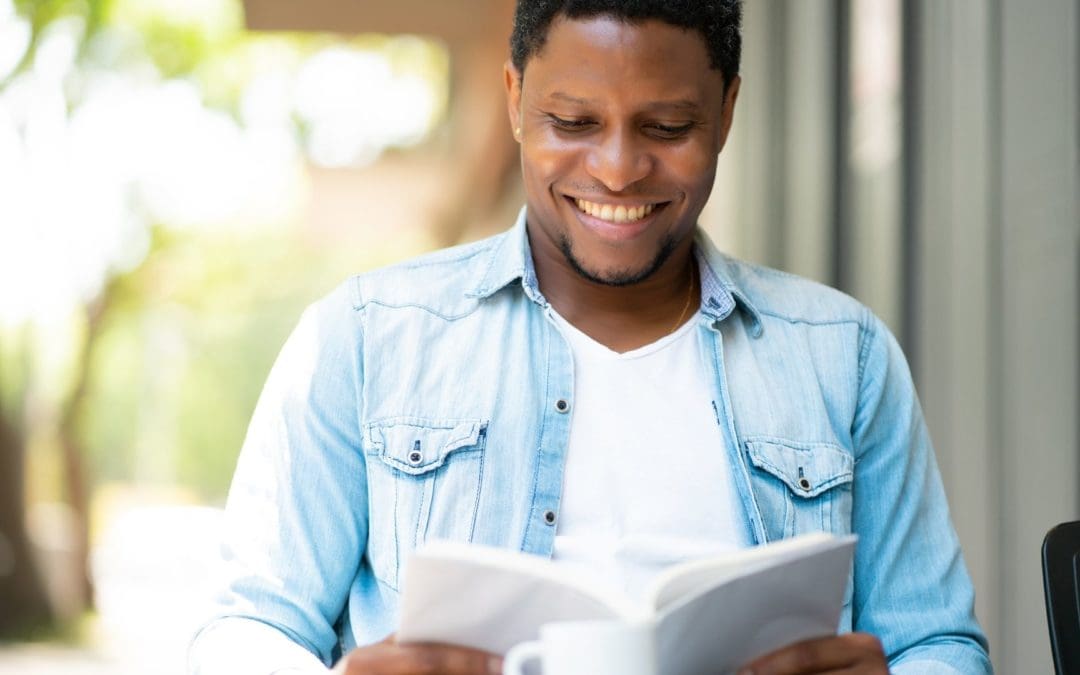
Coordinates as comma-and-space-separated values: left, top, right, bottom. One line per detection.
737, 632, 887, 674
331, 634, 503, 675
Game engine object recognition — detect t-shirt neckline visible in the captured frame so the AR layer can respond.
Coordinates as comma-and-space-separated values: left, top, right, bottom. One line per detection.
549, 307, 700, 361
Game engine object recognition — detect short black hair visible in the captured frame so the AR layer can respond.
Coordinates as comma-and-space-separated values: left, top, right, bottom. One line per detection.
510, 0, 742, 88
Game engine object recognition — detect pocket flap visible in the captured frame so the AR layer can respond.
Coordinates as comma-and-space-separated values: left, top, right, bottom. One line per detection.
364, 417, 486, 475
745, 438, 854, 497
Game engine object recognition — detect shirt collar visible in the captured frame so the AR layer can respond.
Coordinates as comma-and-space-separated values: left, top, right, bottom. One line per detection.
694, 230, 764, 337
465, 206, 540, 303
467, 206, 764, 336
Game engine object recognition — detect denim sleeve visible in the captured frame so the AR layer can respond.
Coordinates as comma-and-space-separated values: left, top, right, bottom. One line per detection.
850, 311, 992, 674
188, 281, 368, 673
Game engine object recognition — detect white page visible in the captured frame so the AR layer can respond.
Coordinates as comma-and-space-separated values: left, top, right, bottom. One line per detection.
646, 532, 840, 611
397, 541, 644, 654
653, 536, 855, 675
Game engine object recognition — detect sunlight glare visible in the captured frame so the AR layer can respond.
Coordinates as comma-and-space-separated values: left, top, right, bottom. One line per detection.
0, 0, 31, 83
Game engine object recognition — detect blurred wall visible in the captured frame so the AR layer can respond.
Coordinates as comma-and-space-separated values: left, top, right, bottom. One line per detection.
707, 1, 1079, 672
915, 2, 1078, 672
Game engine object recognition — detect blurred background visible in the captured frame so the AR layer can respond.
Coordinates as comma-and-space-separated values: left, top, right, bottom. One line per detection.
0, 0, 1075, 673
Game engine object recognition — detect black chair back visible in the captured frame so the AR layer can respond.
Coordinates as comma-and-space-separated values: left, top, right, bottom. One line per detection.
1043, 520, 1080, 674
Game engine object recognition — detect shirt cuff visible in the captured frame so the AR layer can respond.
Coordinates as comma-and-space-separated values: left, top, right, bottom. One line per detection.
188, 617, 332, 675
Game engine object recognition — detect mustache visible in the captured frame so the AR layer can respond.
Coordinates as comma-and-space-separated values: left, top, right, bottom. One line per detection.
562, 182, 658, 197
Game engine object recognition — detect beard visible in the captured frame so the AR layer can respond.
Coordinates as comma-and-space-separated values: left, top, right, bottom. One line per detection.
557, 233, 679, 287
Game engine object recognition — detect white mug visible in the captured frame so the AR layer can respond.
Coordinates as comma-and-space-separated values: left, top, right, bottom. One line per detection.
502, 619, 657, 675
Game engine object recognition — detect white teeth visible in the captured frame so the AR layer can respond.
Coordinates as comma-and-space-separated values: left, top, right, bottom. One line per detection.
575, 198, 657, 223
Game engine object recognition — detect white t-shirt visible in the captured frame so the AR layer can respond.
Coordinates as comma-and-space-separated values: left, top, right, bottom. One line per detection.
549, 307, 747, 600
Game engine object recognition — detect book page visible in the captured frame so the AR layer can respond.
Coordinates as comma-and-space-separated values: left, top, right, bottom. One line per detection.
646, 532, 840, 610
397, 541, 646, 654
652, 536, 855, 675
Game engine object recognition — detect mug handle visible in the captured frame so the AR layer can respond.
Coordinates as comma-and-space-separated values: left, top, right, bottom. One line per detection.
503, 640, 543, 675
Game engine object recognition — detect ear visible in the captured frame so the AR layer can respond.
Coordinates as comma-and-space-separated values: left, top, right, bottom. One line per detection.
504, 60, 523, 141
716, 75, 741, 153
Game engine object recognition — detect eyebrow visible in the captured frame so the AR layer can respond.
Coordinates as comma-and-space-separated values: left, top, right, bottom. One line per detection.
547, 91, 704, 112
548, 92, 590, 105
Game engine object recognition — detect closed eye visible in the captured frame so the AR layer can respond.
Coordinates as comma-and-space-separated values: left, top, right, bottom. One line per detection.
547, 114, 596, 131
648, 122, 698, 139
545, 115, 698, 139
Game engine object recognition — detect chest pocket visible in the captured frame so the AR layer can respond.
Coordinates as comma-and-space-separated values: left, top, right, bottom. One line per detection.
745, 438, 854, 542
363, 417, 487, 590
745, 438, 856, 616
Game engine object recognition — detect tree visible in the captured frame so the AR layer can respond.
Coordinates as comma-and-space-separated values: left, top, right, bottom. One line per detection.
0, 337, 53, 637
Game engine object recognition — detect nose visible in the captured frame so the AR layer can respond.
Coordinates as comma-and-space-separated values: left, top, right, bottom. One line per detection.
584, 128, 653, 193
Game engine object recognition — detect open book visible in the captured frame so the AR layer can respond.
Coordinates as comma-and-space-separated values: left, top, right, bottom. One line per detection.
398, 532, 856, 675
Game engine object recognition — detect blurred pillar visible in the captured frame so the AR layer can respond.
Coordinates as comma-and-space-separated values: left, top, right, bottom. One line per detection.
911, 0, 999, 657
912, 0, 1079, 670
993, 0, 1078, 669
430, 6, 522, 245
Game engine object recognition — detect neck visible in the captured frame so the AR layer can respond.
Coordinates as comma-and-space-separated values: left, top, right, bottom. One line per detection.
528, 229, 700, 353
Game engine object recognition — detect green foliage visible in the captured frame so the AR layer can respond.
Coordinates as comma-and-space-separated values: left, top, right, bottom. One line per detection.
76, 224, 418, 501
0, 326, 32, 426
13, 0, 108, 36
4, 0, 446, 504
7, 0, 110, 84
107, 0, 243, 78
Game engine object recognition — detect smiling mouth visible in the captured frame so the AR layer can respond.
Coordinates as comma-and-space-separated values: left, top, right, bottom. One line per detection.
572, 197, 664, 223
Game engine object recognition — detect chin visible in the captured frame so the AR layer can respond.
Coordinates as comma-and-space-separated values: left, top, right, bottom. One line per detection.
559, 234, 678, 287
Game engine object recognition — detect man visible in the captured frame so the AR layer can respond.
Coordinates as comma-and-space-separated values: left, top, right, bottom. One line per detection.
189, 2, 991, 674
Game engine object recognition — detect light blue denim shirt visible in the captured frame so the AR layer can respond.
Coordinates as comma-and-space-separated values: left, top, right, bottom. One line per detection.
189, 210, 991, 674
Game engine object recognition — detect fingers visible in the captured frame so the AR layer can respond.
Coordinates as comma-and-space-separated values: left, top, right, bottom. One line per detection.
738, 633, 887, 675
334, 640, 502, 675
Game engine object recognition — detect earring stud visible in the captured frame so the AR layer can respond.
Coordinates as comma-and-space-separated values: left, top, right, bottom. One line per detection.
515, 127, 522, 139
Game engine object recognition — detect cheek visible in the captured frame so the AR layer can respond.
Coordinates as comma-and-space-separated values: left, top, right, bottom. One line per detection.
522, 138, 579, 186
666, 146, 717, 200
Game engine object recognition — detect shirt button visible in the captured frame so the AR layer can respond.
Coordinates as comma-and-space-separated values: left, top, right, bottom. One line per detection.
543, 510, 557, 525
798, 477, 812, 491
554, 399, 570, 413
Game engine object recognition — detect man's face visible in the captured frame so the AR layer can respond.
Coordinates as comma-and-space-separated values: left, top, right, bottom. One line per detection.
505, 15, 739, 286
